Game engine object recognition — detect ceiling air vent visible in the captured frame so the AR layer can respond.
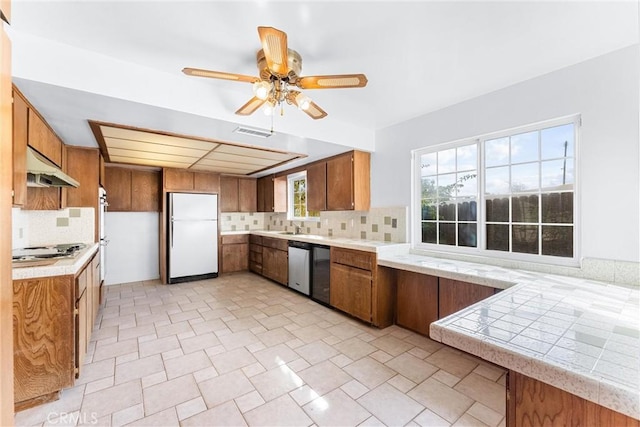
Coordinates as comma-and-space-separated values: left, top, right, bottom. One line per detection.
233, 126, 273, 139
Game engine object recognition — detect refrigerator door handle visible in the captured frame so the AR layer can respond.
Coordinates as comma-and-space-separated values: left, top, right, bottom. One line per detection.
170, 219, 174, 248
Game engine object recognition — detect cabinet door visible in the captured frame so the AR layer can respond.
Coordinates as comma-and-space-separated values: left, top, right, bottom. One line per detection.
28, 109, 62, 167
396, 271, 438, 335
221, 243, 249, 273
220, 176, 239, 212
326, 153, 354, 210
257, 175, 273, 212
76, 288, 87, 378
25, 187, 60, 210
131, 170, 160, 211
12, 89, 27, 206
330, 263, 372, 322
307, 161, 327, 211
104, 167, 132, 211
194, 172, 220, 193
164, 168, 194, 191
238, 178, 257, 212
439, 278, 496, 319
13, 276, 75, 405
262, 247, 287, 285
65, 147, 99, 208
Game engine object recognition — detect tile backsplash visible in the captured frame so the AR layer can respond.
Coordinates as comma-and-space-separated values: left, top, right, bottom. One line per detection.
12, 207, 95, 249
220, 207, 408, 243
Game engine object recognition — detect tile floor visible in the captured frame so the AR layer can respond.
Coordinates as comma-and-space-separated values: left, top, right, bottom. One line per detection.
15, 272, 507, 427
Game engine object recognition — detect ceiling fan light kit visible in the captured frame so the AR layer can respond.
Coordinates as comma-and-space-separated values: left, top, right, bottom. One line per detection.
183, 26, 367, 120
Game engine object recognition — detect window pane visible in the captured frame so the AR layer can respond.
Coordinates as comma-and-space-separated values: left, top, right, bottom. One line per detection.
300, 206, 307, 217
486, 197, 509, 222
439, 202, 456, 221
486, 137, 509, 167
421, 153, 437, 176
438, 173, 456, 200
421, 201, 437, 220
421, 222, 436, 244
542, 192, 573, 223
421, 177, 437, 199
456, 171, 477, 197
439, 223, 456, 245
486, 224, 509, 251
512, 225, 539, 254
457, 145, 477, 172
294, 192, 302, 205
541, 124, 573, 160
511, 162, 539, 192
438, 148, 456, 173
458, 223, 477, 247
510, 131, 538, 164
542, 159, 573, 190
458, 199, 477, 221
485, 166, 509, 195
294, 206, 302, 217
512, 195, 539, 223
542, 225, 573, 257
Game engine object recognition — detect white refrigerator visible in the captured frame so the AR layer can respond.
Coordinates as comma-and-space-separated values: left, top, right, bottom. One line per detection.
168, 192, 218, 284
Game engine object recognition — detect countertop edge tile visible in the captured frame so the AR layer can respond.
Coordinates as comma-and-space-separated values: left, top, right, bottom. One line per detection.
12, 243, 100, 280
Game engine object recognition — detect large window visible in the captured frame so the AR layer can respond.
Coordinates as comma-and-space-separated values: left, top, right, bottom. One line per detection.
287, 172, 320, 221
415, 116, 578, 264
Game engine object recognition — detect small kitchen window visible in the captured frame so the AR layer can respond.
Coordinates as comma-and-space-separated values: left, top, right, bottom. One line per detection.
413, 115, 579, 265
287, 172, 320, 221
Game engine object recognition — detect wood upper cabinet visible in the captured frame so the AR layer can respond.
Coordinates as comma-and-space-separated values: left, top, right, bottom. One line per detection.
194, 171, 220, 193
105, 166, 160, 212
438, 278, 497, 319
13, 275, 75, 410
220, 176, 257, 212
306, 161, 327, 211
326, 150, 370, 211
257, 174, 287, 212
64, 146, 99, 208
28, 109, 62, 167
396, 271, 438, 336
163, 168, 219, 193
12, 88, 27, 206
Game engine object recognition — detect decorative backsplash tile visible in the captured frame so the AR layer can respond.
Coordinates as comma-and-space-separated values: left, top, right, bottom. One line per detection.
11, 207, 95, 249
220, 212, 266, 232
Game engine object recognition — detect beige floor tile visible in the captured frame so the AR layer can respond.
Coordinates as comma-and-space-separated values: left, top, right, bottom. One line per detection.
210, 346, 258, 374
343, 357, 396, 389
261, 304, 290, 316
253, 343, 300, 370
141, 370, 167, 389
14, 384, 86, 426
403, 334, 445, 355
134, 312, 170, 327
80, 380, 143, 420
176, 396, 207, 421
219, 329, 260, 350
413, 408, 451, 426
304, 388, 371, 426
298, 360, 353, 396
142, 374, 200, 415
370, 335, 414, 356
138, 335, 180, 358
242, 362, 267, 378
226, 316, 262, 332
291, 324, 331, 343
386, 353, 440, 384
111, 403, 144, 427
85, 376, 115, 395
358, 383, 424, 426
256, 327, 296, 347
198, 370, 256, 408
326, 322, 366, 340
466, 402, 504, 427
182, 401, 248, 426
473, 363, 507, 382
169, 309, 202, 324
454, 373, 506, 415
334, 337, 376, 360
387, 374, 418, 393
290, 312, 324, 327
287, 357, 311, 373
114, 354, 164, 384
295, 340, 339, 365
92, 339, 139, 362
179, 331, 221, 353
290, 385, 321, 406
117, 323, 156, 342
358, 415, 386, 426
250, 365, 305, 401
244, 394, 313, 427
431, 369, 461, 387
164, 350, 212, 379
75, 358, 116, 385
426, 347, 479, 378
340, 379, 370, 400
123, 407, 178, 426
235, 390, 266, 413
155, 320, 194, 338
370, 350, 393, 363
408, 378, 474, 423
453, 413, 489, 427
330, 354, 353, 368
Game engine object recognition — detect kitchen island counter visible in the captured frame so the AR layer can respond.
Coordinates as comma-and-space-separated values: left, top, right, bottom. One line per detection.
12, 243, 99, 280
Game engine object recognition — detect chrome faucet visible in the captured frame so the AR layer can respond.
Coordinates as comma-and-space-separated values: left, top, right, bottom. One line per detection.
292, 221, 304, 235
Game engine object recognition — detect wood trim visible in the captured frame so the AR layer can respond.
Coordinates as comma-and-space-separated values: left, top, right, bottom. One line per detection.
12, 85, 65, 151
0, 23, 14, 424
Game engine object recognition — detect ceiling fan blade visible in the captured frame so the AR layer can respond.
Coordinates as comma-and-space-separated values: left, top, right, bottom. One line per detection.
235, 96, 267, 116
183, 67, 259, 83
257, 26, 289, 77
288, 91, 327, 120
296, 74, 368, 89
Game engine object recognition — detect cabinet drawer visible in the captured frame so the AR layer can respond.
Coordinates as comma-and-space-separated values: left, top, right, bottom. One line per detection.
331, 247, 375, 271
249, 250, 262, 263
261, 236, 288, 251
222, 234, 249, 245
250, 234, 262, 245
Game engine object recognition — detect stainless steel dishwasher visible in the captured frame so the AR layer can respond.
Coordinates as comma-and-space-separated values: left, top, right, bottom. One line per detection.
288, 241, 311, 295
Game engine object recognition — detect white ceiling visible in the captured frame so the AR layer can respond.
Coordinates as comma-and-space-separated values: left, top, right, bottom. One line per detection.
7, 0, 639, 175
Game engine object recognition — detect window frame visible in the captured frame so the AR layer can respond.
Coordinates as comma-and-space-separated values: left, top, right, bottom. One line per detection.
412, 115, 581, 267
287, 171, 320, 222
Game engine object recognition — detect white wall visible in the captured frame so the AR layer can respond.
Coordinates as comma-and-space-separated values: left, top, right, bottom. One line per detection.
105, 212, 159, 285
372, 45, 639, 263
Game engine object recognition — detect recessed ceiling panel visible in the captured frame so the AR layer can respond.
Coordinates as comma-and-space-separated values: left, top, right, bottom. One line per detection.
90, 121, 305, 175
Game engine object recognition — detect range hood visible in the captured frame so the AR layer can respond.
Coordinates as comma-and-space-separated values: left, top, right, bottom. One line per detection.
26, 147, 80, 188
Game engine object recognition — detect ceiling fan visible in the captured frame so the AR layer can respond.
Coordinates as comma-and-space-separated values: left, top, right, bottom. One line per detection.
183, 26, 368, 120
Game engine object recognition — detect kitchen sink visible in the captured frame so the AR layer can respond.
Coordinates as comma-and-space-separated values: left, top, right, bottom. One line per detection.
279, 231, 299, 235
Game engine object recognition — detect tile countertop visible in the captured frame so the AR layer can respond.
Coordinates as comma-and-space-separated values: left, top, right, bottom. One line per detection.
380, 251, 640, 420
12, 243, 100, 280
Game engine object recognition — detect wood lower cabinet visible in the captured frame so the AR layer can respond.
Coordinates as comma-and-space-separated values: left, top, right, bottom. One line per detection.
507, 371, 639, 427
261, 237, 288, 285
396, 270, 438, 336
331, 262, 372, 323
13, 275, 75, 410
221, 234, 249, 273
249, 234, 263, 275
439, 278, 497, 319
